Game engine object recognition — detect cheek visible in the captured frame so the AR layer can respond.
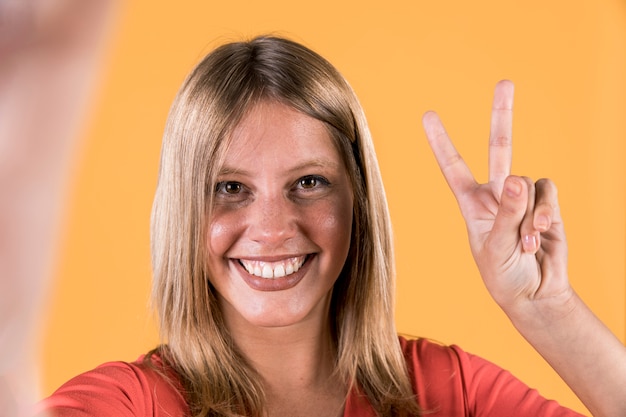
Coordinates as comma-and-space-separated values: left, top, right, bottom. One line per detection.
310, 194, 354, 253
206, 212, 241, 259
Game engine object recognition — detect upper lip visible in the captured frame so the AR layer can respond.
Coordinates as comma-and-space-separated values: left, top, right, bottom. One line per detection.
230, 252, 313, 262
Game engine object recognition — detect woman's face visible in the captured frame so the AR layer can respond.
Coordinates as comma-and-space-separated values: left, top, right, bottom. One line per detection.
205, 101, 354, 331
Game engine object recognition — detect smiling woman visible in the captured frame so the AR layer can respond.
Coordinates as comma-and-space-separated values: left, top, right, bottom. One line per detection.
37, 35, 626, 417
145, 37, 414, 417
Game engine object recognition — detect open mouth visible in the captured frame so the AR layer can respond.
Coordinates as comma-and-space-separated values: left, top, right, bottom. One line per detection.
238, 255, 309, 279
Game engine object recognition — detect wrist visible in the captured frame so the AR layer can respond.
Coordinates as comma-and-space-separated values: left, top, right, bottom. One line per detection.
504, 286, 581, 334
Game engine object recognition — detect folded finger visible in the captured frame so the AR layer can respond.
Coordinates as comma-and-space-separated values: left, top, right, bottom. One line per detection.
533, 178, 559, 231
520, 177, 540, 253
487, 175, 528, 254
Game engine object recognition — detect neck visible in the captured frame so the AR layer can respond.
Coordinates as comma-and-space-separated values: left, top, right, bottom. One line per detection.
220, 297, 347, 417
222, 298, 338, 389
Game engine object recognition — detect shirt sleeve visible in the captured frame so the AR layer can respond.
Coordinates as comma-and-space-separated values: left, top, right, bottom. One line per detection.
400, 337, 587, 417
35, 359, 188, 417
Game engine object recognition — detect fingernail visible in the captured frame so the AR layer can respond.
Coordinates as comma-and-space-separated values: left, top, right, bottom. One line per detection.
535, 215, 550, 231
505, 179, 522, 197
522, 234, 537, 252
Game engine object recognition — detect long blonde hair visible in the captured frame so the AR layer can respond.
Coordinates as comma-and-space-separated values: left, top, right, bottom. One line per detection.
150, 35, 421, 417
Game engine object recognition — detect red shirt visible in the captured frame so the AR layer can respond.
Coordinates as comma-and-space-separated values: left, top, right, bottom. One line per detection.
38, 337, 585, 416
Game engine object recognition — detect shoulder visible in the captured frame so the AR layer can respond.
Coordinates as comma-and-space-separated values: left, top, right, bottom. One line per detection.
398, 336, 467, 413
399, 335, 500, 384
37, 354, 189, 417
398, 336, 584, 416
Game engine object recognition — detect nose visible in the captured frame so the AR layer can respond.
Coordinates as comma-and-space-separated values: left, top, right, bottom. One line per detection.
246, 194, 297, 246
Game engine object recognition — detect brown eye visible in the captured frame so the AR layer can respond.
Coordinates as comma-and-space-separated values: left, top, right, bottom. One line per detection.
299, 176, 318, 189
216, 181, 242, 194
225, 182, 241, 194
297, 175, 330, 190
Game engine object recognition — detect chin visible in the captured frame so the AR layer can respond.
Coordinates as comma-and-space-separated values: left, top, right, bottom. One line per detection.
221, 292, 332, 331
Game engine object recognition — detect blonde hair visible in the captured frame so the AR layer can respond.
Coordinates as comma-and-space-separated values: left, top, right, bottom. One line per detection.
150, 35, 421, 416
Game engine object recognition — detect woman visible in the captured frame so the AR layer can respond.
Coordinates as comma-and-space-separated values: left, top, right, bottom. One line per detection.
39, 36, 625, 417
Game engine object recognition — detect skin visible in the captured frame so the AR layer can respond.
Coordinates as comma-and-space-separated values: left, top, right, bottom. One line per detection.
205, 101, 353, 417
422, 80, 626, 417
0, 1, 117, 415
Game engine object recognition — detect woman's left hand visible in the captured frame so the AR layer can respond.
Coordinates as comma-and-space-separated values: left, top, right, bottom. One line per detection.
421, 80, 573, 319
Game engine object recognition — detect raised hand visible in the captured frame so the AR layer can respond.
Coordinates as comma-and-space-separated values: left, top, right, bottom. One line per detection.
0, 1, 117, 415
422, 81, 626, 417
421, 80, 572, 318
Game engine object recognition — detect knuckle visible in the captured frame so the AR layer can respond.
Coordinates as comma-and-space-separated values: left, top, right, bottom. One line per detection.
499, 199, 523, 218
490, 135, 510, 147
519, 176, 536, 192
442, 151, 464, 169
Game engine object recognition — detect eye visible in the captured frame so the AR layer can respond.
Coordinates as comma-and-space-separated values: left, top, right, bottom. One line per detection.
215, 181, 243, 194
299, 176, 318, 189
296, 175, 330, 190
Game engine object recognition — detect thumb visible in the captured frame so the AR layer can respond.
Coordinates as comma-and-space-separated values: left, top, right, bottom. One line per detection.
487, 176, 529, 254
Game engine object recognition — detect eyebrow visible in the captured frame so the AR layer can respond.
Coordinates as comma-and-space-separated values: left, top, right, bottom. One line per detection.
217, 159, 342, 177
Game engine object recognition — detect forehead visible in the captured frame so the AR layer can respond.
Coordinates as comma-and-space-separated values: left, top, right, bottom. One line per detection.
223, 101, 345, 171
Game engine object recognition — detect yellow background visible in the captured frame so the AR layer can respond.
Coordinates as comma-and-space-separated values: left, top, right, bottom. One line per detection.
40, 1, 626, 414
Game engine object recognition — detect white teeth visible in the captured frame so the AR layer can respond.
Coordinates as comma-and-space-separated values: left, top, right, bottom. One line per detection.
274, 265, 286, 278
239, 256, 306, 279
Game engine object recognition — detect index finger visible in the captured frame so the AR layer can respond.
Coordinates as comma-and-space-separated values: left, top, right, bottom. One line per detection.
489, 80, 515, 193
422, 111, 477, 200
